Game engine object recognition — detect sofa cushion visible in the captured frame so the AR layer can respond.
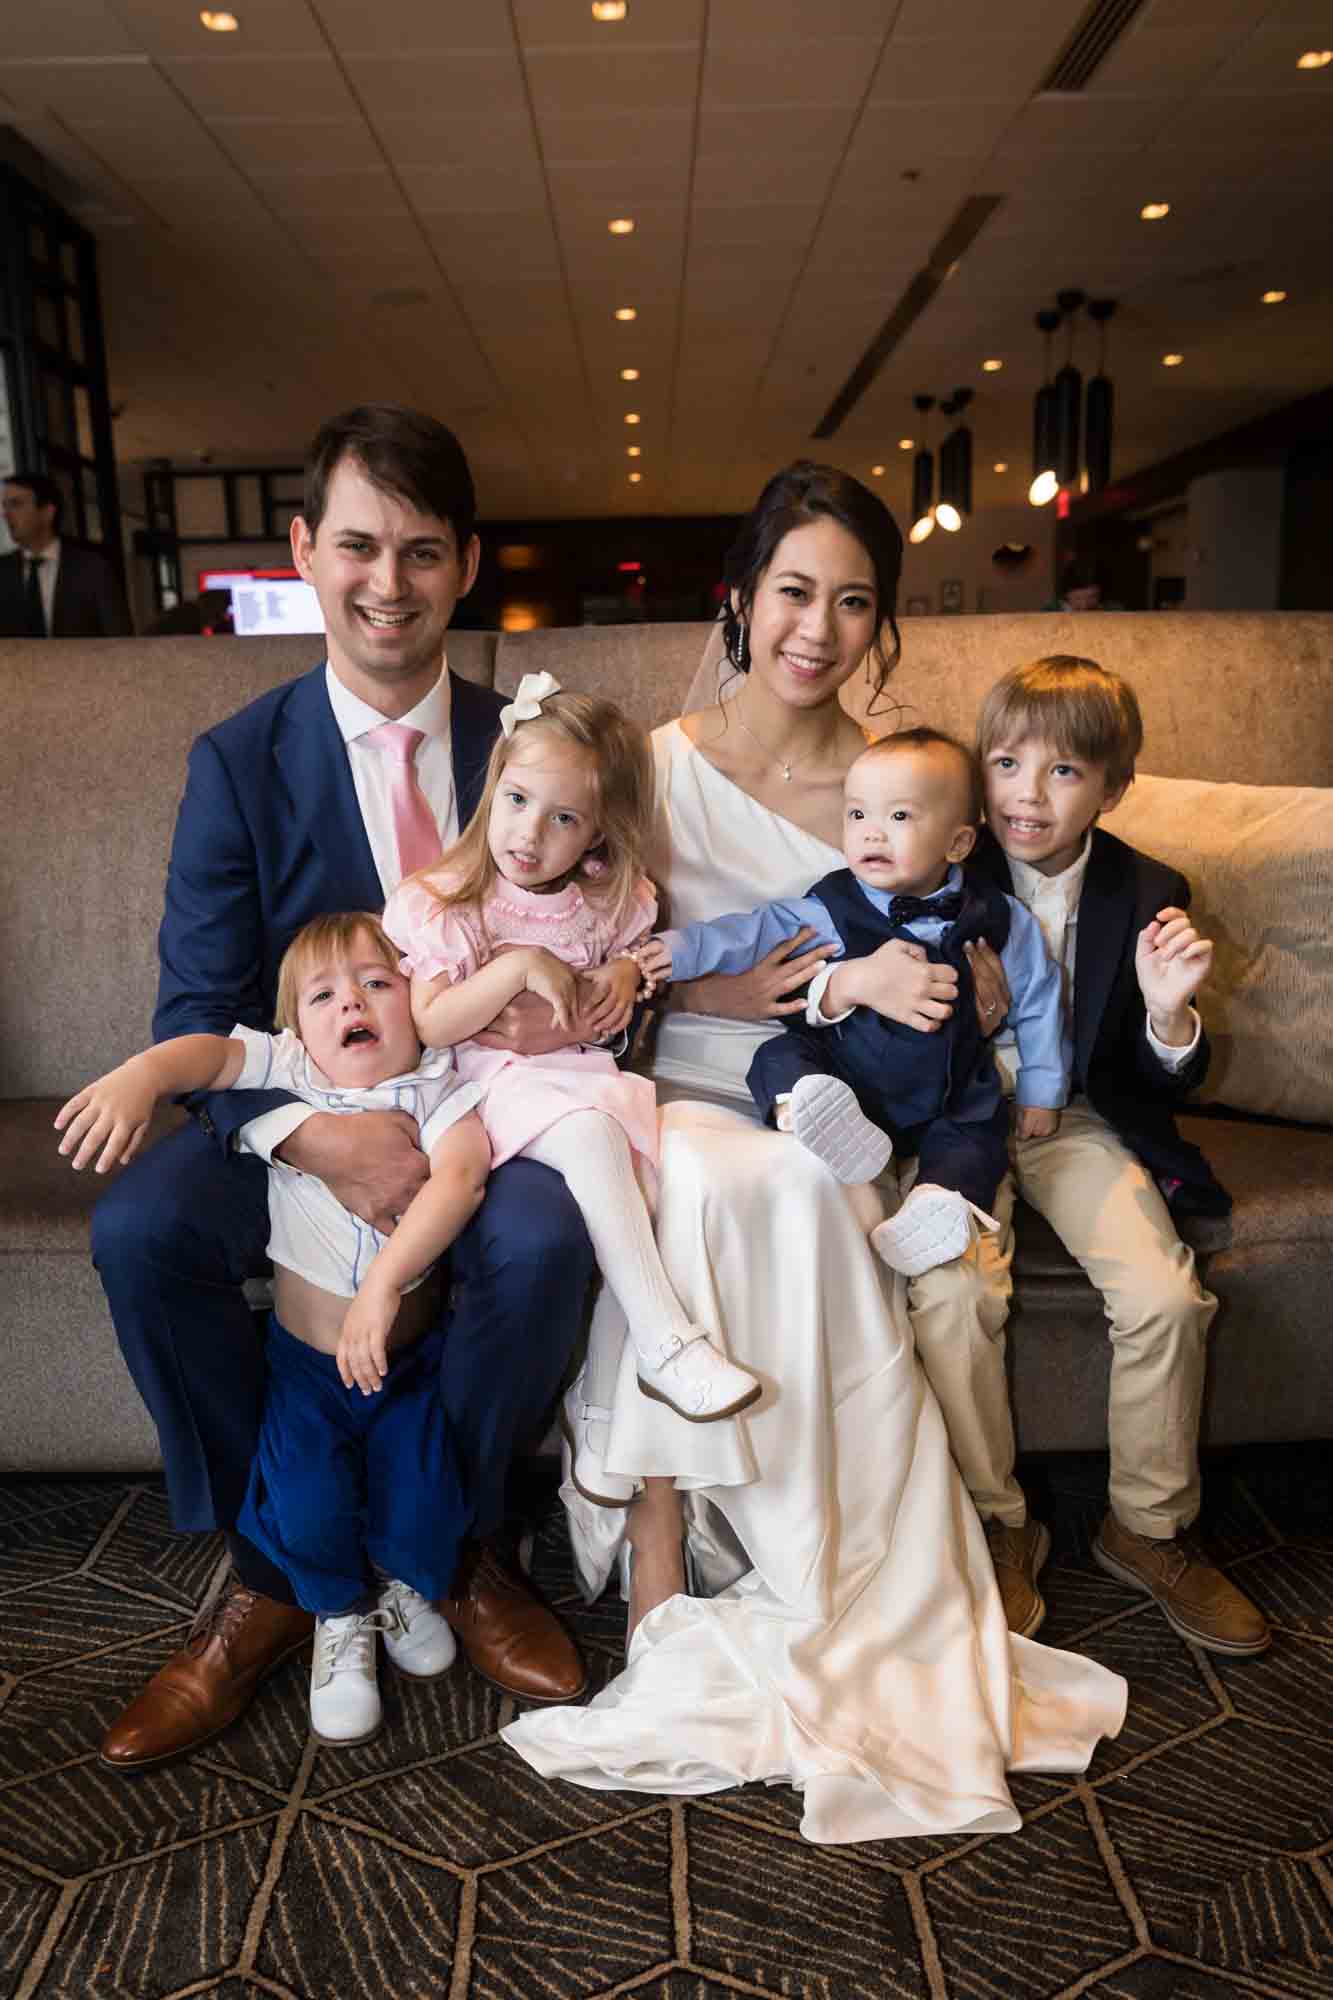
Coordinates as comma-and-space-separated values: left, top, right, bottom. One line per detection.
0, 1100, 188, 1253
1100, 774, 1333, 1125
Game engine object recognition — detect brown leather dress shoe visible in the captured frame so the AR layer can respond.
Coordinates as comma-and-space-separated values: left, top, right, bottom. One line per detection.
984, 1516, 1051, 1639
1093, 1511, 1271, 1656
100, 1583, 315, 1771
441, 1541, 587, 1703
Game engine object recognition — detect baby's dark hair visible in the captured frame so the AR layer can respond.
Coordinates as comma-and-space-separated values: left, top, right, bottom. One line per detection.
859, 726, 983, 823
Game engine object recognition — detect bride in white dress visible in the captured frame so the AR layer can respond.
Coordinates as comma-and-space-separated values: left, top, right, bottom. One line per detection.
503, 463, 1126, 1845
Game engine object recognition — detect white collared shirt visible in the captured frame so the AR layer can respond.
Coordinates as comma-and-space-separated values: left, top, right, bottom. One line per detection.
242, 658, 459, 1163
998, 831, 1200, 1092
27, 537, 59, 632
325, 661, 458, 897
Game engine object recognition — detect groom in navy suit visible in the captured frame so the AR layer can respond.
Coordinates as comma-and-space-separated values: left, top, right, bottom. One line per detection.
93, 405, 592, 1770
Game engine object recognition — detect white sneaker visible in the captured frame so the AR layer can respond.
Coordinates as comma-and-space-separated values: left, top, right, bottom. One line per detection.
870, 1184, 1001, 1277
559, 1380, 637, 1507
309, 1608, 392, 1746
376, 1577, 458, 1681
636, 1330, 761, 1423
788, 1075, 894, 1184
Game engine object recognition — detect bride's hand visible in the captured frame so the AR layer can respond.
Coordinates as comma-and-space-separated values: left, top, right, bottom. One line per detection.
674, 925, 828, 1022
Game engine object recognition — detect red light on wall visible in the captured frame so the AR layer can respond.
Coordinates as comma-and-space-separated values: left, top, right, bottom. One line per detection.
617, 560, 641, 573
1056, 488, 1071, 520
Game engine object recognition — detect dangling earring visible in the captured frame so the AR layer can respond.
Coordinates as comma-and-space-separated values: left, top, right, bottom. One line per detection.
580, 843, 609, 880
728, 619, 749, 671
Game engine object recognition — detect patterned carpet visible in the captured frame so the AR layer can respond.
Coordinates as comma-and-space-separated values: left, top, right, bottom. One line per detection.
2, 1443, 1330, 2000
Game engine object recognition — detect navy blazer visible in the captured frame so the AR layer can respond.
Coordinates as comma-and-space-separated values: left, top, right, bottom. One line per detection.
154, 663, 504, 1153
968, 825, 1231, 1215
0, 544, 132, 637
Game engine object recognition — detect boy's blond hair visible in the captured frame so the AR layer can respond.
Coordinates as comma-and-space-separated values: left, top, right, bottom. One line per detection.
976, 655, 1143, 791
274, 912, 401, 1036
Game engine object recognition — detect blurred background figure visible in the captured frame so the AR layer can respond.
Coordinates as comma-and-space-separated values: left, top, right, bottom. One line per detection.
145, 587, 234, 637
0, 472, 133, 638
1046, 560, 1121, 613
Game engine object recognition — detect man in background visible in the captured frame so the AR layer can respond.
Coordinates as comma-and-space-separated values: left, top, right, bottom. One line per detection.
0, 471, 132, 637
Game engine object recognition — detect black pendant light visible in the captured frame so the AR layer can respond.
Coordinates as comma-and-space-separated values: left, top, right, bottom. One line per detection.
910, 394, 936, 542
1030, 309, 1061, 507
1084, 298, 1117, 493
937, 388, 973, 530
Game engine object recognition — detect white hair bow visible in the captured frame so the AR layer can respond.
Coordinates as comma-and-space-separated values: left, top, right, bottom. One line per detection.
499, 670, 562, 737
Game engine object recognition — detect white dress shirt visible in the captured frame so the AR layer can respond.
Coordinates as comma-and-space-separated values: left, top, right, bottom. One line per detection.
28, 537, 59, 632
242, 659, 460, 1163
996, 832, 1200, 1097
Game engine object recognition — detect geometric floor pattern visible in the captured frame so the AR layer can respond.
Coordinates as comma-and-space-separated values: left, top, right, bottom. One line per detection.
2, 1443, 1330, 2000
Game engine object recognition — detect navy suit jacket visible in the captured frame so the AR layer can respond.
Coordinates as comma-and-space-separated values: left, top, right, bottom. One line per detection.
154, 663, 504, 1153
968, 824, 1231, 1215
0, 544, 132, 637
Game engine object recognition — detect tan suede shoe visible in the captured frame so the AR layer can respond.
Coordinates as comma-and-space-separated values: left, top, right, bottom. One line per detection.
441, 1541, 587, 1703
984, 1517, 1051, 1638
1093, 1511, 1271, 1656
100, 1583, 314, 1771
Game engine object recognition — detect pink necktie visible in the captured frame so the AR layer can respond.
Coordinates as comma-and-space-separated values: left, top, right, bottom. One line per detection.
361, 722, 443, 880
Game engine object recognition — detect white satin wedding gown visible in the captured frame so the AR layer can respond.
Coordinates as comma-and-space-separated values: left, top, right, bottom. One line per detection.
503, 720, 1126, 1845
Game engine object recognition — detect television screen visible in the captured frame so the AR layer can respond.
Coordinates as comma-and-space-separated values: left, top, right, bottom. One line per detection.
199, 568, 324, 636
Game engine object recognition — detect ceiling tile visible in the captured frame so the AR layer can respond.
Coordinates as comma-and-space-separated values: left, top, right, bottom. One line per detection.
523, 46, 699, 117
514, 0, 705, 47
312, 0, 518, 51
114, 0, 326, 59
0, 2, 137, 61
1204, 27, 1333, 90
164, 56, 361, 121
544, 156, 690, 203
844, 98, 1019, 170
1086, 25, 1254, 94
709, 0, 898, 40
703, 36, 883, 106
425, 211, 565, 284
250, 166, 410, 218
536, 110, 694, 168
399, 155, 549, 214
889, 0, 1077, 37
343, 51, 529, 123
0, 58, 171, 122
692, 147, 845, 205
696, 102, 857, 157
210, 121, 384, 176
868, 35, 1052, 102
374, 114, 539, 169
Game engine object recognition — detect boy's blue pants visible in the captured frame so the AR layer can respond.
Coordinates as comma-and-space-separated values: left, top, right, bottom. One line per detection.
236, 1314, 472, 1616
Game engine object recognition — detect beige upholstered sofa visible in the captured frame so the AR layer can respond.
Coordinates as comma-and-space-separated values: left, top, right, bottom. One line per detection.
3, 611, 1331, 1474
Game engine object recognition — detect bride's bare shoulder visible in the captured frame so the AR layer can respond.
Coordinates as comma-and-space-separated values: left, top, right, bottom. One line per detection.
676, 705, 741, 764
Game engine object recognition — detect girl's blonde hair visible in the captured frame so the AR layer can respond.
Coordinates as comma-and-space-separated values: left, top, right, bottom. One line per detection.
976, 654, 1143, 791
274, 911, 402, 1035
407, 691, 656, 926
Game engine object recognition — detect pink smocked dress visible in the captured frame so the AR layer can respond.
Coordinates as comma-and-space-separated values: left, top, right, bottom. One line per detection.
382, 874, 660, 1169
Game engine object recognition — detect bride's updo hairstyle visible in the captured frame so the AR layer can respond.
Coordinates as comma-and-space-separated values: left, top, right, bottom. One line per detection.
719, 460, 905, 708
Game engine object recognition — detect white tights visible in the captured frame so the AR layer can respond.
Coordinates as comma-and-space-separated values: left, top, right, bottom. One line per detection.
523, 1111, 696, 1387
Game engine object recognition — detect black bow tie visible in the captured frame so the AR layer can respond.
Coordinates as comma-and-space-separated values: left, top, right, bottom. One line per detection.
889, 891, 963, 925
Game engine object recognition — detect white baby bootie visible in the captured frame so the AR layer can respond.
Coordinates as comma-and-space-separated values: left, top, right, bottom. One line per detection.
309, 1607, 394, 1747
871, 1184, 1001, 1278
636, 1330, 761, 1423
376, 1576, 458, 1680
783, 1075, 894, 1184
560, 1378, 637, 1507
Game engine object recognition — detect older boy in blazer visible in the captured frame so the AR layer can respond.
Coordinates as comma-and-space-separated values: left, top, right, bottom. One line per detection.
912, 655, 1267, 1657
92, 406, 591, 1771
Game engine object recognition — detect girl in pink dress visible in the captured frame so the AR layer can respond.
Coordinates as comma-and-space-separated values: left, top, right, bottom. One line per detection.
381, 673, 759, 1498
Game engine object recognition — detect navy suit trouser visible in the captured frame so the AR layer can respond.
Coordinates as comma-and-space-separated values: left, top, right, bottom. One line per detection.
91, 1118, 593, 1546
748, 1025, 1010, 1213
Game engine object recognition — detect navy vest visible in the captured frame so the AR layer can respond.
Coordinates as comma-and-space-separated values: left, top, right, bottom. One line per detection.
810, 868, 1013, 1129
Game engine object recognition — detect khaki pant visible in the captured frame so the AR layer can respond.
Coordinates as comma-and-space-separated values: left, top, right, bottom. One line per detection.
905, 1101, 1215, 1539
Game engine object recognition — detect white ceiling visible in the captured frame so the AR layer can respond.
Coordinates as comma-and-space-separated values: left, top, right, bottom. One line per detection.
1, 0, 1330, 519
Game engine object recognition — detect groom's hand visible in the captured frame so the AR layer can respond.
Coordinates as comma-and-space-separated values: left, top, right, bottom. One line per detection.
276, 1110, 427, 1235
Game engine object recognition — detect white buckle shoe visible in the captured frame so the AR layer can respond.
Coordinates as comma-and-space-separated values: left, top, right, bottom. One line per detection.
559, 1382, 637, 1507
636, 1330, 761, 1423
376, 1576, 458, 1681
309, 1608, 394, 1746
871, 1184, 1000, 1277
788, 1075, 894, 1184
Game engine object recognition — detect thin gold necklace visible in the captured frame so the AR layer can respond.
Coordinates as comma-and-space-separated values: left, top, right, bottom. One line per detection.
733, 701, 823, 783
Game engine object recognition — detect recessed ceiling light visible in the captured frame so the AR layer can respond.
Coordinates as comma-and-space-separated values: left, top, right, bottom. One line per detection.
993, 461, 1008, 473
628, 471, 642, 483
1296, 49, 1332, 68
620, 367, 639, 381
624, 411, 640, 424
1162, 352, 1184, 366
1140, 201, 1170, 221
982, 357, 1003, 372
1262, 289, 1287, 304
627, 445, 641, 457
871, 464, 886, 476
614, 306, 637, 321
898, 437, 914, 450
592, 2, 627, 19
199, 8, 239, 28
608, 218, 635, 235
